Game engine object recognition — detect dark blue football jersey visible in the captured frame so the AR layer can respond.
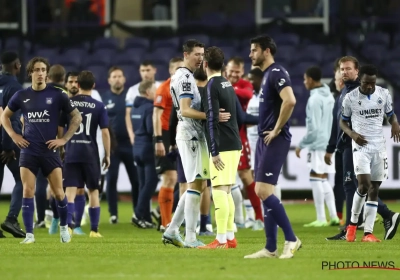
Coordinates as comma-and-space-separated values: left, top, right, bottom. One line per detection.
7, 84, 75, 156
60, 95, 109, 163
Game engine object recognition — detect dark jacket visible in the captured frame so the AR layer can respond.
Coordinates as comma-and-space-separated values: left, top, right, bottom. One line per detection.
326, 79, 360, 153
0, 73, 23, 151
131, 96, 154, 144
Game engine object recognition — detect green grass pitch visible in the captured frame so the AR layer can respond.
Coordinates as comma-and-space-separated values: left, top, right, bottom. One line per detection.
0, 201, 400, 280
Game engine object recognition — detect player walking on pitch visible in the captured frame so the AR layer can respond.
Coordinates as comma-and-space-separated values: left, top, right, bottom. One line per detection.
244, 36, 301, 259
340, 65, 400, 242
1, 57, 82, 244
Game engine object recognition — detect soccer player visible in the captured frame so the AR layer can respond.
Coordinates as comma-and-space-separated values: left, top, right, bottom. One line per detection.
130, 80, 158, 228
198, 46, 242, 249
60, 71, 110, 237
1, 57, 82, 244
0, 51, 25, 238
244, 35, 301, 259
340, 64, 400, 242
105, 66, 139, 224
162, 39, 211, 248
126, 60, 162, 123
295, 66, 339, 227
225, 57, 263, 231
325, 57, 400, 241
153, 57, 184, 230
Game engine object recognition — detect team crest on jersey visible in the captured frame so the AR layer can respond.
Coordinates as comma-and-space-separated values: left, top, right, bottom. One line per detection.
358, 101, 361, 105
345, 171, 352, 181
203, 169, 208, 176
156, 96, 162, 104
46, 98, 52, 104
377, 97, 383, 105
278, 79, 285, 86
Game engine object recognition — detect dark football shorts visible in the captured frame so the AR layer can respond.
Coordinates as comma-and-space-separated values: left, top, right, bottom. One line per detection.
63, 162, 100, 189
19, 153, 62, 177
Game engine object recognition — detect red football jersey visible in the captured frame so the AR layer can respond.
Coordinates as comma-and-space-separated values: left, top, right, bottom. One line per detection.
233, 79, 253, 140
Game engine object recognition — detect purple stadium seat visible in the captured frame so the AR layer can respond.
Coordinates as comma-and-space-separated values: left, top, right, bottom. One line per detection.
288, 62, 314, 78
228, 11, 254, 29
33, 48, 59, 64
83, 49, 116, 67
346, 32, 361, 46
274, 46, 295, 64
238, 47, 250, 61
85, 65, 108, 83
321, 63, 334, 77
52, 55, 80, 71
274, 33, 300, 47
181, 34, 210, 47
209, 38, 239, 48
113, 51, 140, 67
361, 45, 386, 65
155, 65, 169, 81
382, 48, 400, 66
124, 37, 150, 49
152, 37, 180, 50
4, 37, 31, 51
219, 47, 237, 61
364, 32, 390, 46
200, 13, 227, 29
93, 37, 120, 51
295, 45, 325, 64
143, 48, 175, 64
61, 48, 86, 68
119, 65, 138, 87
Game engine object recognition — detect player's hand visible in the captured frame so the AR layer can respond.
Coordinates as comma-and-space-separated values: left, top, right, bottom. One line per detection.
155, 142, 166, 157
263, 129, 281, 145
212, 154, 225, 171
350, 132, 368, 146
219, 108, 231, 123
60, 147, 65, 162
46, 138, 67, 149
391, 121, 400, 143
102, 156, 110, 171
11, 134, 29, 149
295, 147, 301, 158
0, 150, 16, 164
324, 153, 333, 165
169, 145, 177, 153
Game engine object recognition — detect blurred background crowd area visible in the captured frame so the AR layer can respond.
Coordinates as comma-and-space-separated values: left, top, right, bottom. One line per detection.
1, 0, 400, 126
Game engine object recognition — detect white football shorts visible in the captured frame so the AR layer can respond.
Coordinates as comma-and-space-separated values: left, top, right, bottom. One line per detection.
176, 139, 210, 183
307, 150, 335, 174
353, 151, 388, 181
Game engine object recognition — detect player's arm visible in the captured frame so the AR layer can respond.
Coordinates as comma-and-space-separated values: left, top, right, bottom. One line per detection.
62, 108, 82, 142
153, 91, 165, 156
0, 107, 3, 127
384, 91, 400, 142
169, 108, 178, 149
298, 98, 321, 149
125, 106, 134, 145
339, 96, 366, 146
1, 106, 29, 149
101, 128, 111, 169
2, 84, 23, 151
180, 97, 206, 120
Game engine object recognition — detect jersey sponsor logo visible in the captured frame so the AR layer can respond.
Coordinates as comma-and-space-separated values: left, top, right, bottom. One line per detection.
155, 95, 162, 104
46, 98, 52, 104
72, 101, 96, 108
27, 110, 50, 122
106, 100, 115, 109
359, 108, 382, 118
272, 68, 280, 72
278, 78, 286, 86
378, 97, 383, 105
181, 82, 191, 92
221, 81, 232, 88
23, 99, 30, 103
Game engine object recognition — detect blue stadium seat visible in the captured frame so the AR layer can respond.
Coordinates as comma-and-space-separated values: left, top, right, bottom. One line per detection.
93, 37, 120, 51
143, 48, 175, 64
274, 33, 300, 47
124, 37, 150, 50
181, 34, 210, 47
152, 37, 180, 50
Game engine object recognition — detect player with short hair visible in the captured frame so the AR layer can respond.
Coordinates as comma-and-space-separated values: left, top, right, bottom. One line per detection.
105, 66, 139, 224
1, 56, 82, 244
225, 56, 263, 231
0, 51, 25, 238
325, 57, 400, 241
153, 57, 184, 231
341, 65, 400, 242
60, 71, 110, 238
198, 46, 242, 249
244, 35, 301, 259
295, 66, 339, 227
131, 80, 158, 228
162, 39, 231, 248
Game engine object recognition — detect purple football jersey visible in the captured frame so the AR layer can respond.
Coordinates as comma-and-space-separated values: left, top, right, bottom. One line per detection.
7, 85, 75, 156
258, 63, 292, 141
60, 95, 109, 163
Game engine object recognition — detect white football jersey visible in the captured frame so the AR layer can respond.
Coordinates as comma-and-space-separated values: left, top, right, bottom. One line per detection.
126, 81, 162, 107
170, 67, 204, 141
342, 86, 393, 153
246, 92, 260, 149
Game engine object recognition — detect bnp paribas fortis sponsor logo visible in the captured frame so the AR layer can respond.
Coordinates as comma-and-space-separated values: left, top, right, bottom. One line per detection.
322, 260, 400, 271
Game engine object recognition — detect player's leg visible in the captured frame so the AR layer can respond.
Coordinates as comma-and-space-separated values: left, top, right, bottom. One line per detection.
1, 151, 25, 238
106, 149, 121, 223
305, 168, 327, 227
120, 144, 139, 222
0, 163, 5, 238
158, 169, 176, 228
245, 138, 300, 259
84, 163, 102, 237
74, 188, 86, 231
20, 167, 38, 244
44, 157, 71, 243
231, 174, 245, 228
346, 151, 370, 242
198, 182, 214, 235
34, 169, 48, 228
333, 151, 345, 224
48, 188, 60, 234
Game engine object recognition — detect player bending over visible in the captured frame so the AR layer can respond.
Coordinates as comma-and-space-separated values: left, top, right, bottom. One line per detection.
244, 36, 301, 259
60, 71, 110, 238
1, 57, 82, 244
340, 65, 400, 242
198, 47, 242, 249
